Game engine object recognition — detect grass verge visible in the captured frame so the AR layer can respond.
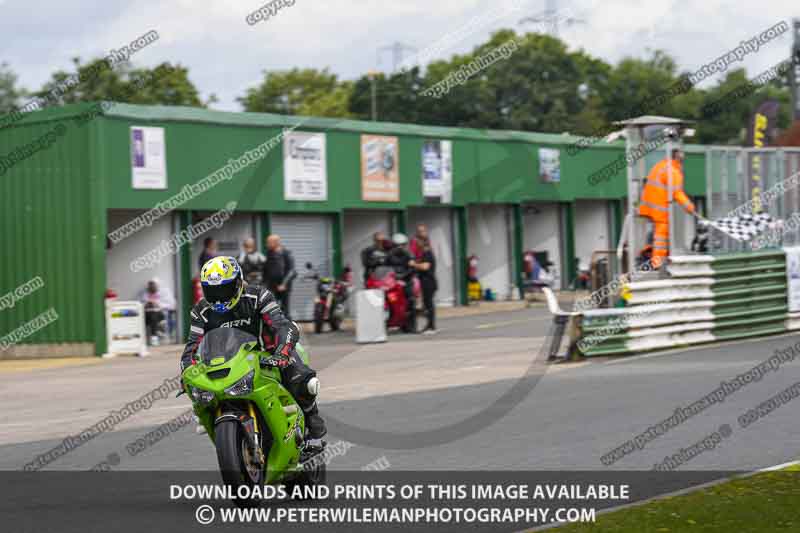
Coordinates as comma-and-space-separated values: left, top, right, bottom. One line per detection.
553, 466, 800, 532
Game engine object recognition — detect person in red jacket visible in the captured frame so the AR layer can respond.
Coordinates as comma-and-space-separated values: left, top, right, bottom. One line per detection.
410, 223, 429, 261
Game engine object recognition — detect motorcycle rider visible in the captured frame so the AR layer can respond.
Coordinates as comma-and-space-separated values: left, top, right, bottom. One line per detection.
387, 233, 418, 331
181, 256, 326, 444
360, 231, 389, 284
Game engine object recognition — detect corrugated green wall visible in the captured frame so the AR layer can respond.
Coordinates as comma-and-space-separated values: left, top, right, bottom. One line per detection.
0, 104, 103, 352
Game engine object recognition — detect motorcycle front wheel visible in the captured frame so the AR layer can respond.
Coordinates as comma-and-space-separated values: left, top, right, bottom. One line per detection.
215, 419, 264, 507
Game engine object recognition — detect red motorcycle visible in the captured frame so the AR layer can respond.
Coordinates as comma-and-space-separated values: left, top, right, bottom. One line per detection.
306, 262, 351, 333
366, 265, 417, 332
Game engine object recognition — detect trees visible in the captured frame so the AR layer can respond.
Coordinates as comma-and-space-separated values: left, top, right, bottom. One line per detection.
471, 31, 587, 132
34, 58, 207, 108
238, 68, 352, 117
127, 63, 207, 107
350, 67, 427, 123
0, 63, 26, 113
695, 68, 793, 145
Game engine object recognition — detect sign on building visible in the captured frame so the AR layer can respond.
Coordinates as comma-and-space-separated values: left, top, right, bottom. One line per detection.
283, 131, 327, 201
422, 139, 452, 204
130, 126, 167, 189
539, 147, 560, 183
361, 135, 399, 202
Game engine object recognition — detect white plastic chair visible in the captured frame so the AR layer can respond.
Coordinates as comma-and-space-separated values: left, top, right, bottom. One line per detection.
542, 287, 579, 318
541, 287, 579, 360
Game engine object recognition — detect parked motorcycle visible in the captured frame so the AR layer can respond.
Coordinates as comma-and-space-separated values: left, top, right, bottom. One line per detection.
181, 327, 325, 506
305, 262, 350, 334
365, 265, 417, 332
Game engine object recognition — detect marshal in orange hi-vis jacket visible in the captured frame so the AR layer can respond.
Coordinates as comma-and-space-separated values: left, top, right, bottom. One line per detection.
638, 149, 695, 268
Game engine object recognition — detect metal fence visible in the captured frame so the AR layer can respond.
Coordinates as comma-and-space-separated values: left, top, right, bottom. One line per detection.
705, 147, 800, 252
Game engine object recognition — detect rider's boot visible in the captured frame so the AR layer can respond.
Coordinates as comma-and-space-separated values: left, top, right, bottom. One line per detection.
304, 401, 327, 444
301, 376, 326, 446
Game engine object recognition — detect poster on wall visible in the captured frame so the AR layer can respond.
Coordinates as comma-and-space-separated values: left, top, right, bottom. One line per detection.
283, 131, 327, 201
422, 140, 452, 204
539, 147, 560, 183
785, 247, 800, 312
130, 126, 167, 189
361, 134, 399, 202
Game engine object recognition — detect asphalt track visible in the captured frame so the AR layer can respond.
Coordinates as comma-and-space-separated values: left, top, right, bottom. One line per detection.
2, 304, 799, 474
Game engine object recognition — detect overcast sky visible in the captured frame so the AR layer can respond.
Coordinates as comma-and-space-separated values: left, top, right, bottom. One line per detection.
1, 0, 798, 112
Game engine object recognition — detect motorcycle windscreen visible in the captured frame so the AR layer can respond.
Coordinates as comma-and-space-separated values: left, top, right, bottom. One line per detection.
196, 327, 257, 365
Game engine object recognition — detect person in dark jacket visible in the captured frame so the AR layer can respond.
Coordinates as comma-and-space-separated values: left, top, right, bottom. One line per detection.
414, 237, 438, 334
263, 234, 297, 319
182, 256, 325, 442
360, 231, 389, 284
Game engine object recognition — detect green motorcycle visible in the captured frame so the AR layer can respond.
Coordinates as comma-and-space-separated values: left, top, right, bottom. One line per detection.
182, 327, 325, 503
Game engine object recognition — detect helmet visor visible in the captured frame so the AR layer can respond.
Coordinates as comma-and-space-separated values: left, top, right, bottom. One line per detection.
203, 279, 238, 304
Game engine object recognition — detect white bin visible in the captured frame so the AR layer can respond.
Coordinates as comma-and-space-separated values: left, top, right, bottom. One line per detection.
355, 289, 386, 344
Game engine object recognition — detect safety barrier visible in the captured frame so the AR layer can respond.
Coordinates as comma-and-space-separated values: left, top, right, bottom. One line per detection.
575, 250, 790, 357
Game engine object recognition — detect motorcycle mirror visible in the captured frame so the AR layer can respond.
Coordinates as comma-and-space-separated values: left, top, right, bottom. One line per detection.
305, 262, 313, 269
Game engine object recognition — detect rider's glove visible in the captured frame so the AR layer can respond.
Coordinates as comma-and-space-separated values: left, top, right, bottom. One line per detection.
271, 343, 292, 368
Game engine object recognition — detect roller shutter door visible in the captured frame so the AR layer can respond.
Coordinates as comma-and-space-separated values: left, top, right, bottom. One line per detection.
270, 214, 332, 321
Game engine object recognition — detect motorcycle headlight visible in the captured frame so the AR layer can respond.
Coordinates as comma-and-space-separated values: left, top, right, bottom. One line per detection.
189, 386, 215, 405
224, 369, 254, 397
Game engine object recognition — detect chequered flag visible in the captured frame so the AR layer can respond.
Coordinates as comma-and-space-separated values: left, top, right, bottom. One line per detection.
702, 213, 780, 242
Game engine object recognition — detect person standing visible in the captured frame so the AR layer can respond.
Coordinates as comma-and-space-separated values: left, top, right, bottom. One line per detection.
638, 148, 696, 268
263, 234, 297, 318
415, 237, 438, 334
238, 237, 266, 285
198, 237, 218, 271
